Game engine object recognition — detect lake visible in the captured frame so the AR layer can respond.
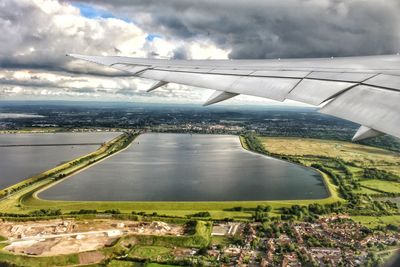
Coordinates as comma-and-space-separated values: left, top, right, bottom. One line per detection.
40, 133, 329, 201
0, 132, 120, 190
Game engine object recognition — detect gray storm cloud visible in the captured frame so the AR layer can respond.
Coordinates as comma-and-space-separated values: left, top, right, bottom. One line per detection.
71, 0, 400, 59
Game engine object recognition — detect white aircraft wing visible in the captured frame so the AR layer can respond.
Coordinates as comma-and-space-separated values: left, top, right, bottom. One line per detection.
67, 53, 400, 141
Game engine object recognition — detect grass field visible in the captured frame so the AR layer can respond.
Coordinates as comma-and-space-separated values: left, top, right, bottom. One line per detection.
351, 215, 400, 228
129, 245, 172, 261
211, 236, 229, 246
354, 186, 383, 195
259, 137, 400, 175
145, 264, 181, 267
359, 180, 400, 194
121, 221, 211, 249
107, 261, 180, 267
108, 261, 140, 267
0, 250, 79, 267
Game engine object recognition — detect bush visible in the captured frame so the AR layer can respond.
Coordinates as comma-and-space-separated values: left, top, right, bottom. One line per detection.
188, 211, 211, 218
29, 209, 62, 217
69, 209, 97, 214
104, 209, 121, 214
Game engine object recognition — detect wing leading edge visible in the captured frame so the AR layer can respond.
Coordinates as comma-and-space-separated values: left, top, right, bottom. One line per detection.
67, 53, 400, 141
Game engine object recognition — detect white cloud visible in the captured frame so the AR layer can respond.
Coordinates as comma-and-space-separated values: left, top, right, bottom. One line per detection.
0, 0, 314, 106
188, 41, 230, 59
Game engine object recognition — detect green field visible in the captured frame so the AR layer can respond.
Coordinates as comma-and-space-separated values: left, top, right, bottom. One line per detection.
359, 179, 400, 194
146, 264, 182, 267
129, 246, 172, 260
107, 261, 181, 267
0, 251, 79, 267
108, 261, 140, 267
354, 186, 383, 195
121, 221, 211, 249
211, 236, 229, 246
259, 137, 400, 175
351, 215, 400, 228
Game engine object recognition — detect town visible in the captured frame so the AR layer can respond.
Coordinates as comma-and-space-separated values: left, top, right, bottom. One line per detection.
209, 215, 398, 266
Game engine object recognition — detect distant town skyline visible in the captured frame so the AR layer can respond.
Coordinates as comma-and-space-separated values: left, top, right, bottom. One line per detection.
1, 0, 399, 104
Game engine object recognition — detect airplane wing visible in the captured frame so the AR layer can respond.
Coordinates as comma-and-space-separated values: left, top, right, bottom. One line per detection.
67, 53, 400, 141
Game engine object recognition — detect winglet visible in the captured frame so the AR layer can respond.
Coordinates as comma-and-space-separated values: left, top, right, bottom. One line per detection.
203, 91, 239, 106
352, 126, 382, 142
147, 81, 168, 92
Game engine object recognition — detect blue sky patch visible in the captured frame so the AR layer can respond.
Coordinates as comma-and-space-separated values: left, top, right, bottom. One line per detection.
146, 33, 162, 42
73, 3, 134, 23
73, 3, 115, 19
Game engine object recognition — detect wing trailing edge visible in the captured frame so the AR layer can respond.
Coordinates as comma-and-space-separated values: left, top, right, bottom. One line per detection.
67, 53, 400, 141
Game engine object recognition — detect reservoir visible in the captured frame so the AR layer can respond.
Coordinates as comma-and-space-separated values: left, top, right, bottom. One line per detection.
40, 133, 329, 201
0, 132, 120, 190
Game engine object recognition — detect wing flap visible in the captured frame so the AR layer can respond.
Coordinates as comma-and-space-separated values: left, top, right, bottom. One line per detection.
250, 70, 310, 78
229, 76, 300, 101
287, 79, 355, 105
153, 67, 216, 74
306, 71, 376, 82
363, 74, 400, 91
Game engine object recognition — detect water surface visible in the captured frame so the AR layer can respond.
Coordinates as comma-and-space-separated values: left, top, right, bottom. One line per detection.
0, 132, 120, 189
40, 133, 329, 201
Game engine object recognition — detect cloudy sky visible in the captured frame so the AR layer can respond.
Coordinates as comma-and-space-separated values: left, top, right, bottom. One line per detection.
0, 0, 399, 105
